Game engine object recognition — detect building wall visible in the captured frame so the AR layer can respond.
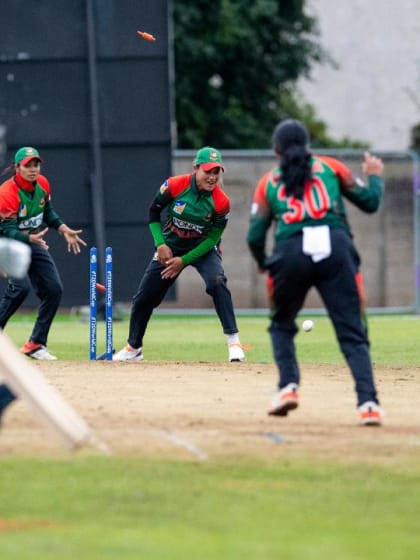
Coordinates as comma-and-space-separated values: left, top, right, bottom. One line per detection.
298, 0, 420, 151
161, 151, 416, 312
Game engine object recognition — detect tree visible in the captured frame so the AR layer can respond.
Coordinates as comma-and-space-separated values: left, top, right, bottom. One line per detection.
173, 0, 356, 149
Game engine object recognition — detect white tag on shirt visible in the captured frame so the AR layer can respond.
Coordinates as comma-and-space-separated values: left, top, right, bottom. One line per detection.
302, 225, 331, 262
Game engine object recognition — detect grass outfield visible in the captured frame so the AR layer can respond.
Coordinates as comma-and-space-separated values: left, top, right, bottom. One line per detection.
1, 313, 420, 559
3, 311, 420, 365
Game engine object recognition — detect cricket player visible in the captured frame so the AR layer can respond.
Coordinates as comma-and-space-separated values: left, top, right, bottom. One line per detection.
247, 119, 385, 426
0, 238, 31, 424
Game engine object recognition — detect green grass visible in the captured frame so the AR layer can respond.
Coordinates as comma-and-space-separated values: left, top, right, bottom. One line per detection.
4, 312, 420, 365
1, 313, 420, 558
1, 457, 419, 559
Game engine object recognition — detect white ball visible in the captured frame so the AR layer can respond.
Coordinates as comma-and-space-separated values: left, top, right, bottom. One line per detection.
302, 320, 314, 332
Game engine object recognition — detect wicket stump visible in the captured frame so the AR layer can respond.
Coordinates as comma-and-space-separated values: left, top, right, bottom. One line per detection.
89, 246, 113, 360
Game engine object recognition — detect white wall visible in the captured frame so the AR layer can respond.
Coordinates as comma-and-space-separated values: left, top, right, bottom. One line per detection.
298, 0, 420, 150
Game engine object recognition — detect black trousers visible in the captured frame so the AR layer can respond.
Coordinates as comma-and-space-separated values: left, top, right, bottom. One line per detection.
0, 382, 16, 418
127, 248, 239, 349
0, 244, 63, 346
267, 228, 378, 406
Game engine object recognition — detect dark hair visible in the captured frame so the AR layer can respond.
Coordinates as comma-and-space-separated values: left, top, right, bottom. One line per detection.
272, 119, 312, 199
1, 161, 16, 177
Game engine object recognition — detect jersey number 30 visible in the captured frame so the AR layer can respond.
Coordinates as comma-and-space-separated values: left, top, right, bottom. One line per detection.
278, 177, 330, 224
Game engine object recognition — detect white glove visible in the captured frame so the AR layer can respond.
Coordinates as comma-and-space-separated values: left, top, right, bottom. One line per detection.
0, 238, 31, 279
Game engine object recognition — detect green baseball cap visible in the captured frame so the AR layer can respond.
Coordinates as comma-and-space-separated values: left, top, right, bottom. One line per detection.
14, 146, 42, 166
194, 146, 225, 172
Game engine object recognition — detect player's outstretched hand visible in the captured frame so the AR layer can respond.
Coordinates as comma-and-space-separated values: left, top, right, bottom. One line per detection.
362, 152, 384, 176
29, 227, 49, 250
59, 225, 87, 254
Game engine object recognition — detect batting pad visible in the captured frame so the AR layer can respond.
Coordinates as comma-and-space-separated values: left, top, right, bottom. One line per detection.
0, 332, 109, 453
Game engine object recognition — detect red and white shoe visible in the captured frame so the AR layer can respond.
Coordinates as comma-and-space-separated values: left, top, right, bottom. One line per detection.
20, 341, 57, 361
113, 345, 143, 362
358, 401, 384, 426
268, 383, 299, 416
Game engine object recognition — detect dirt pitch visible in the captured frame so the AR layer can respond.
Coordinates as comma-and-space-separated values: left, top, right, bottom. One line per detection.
1, 361, 420, 465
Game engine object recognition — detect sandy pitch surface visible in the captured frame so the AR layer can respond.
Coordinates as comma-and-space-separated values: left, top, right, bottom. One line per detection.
1, 361, 419, 465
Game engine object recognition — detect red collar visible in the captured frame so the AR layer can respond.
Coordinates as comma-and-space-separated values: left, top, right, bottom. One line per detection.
14, 173, 36, 192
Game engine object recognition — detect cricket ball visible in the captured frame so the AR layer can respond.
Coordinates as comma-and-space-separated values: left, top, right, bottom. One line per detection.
302, 320, 314, 332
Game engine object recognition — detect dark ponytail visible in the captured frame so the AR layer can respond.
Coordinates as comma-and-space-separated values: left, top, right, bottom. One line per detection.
272, 119, 312, 200
1, 162, 15, 177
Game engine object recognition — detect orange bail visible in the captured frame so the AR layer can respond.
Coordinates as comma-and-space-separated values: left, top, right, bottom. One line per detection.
136, 30, 156, 42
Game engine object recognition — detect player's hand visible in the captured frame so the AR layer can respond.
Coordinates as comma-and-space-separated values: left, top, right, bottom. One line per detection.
160, 256, 184, 279
362, 152, 384, 176
156, 244, 173, 265
60, 226, 87, 254
29, 227, 49, 250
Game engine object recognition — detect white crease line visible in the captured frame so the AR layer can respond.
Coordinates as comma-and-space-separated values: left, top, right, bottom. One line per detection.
154, 430, 209, 460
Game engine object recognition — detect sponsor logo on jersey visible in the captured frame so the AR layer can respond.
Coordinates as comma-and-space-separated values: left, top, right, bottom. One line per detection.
159, 180, 169, 194
172, 216, 204, 235
39, 197, 46, 208
173, 200, 186, 215
18, 204, 28, 218
18, 212, 44, 230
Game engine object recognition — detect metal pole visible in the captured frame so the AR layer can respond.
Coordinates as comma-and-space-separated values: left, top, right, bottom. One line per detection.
409, 150, 420, 313
86, 0, 106, 280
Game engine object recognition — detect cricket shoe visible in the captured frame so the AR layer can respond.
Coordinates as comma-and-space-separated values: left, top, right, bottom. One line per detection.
268, 383, 299, 416
228, 343, 246, 362
20, 341, 57, 361
113, 345, 143, 362
358, 401, 384, 426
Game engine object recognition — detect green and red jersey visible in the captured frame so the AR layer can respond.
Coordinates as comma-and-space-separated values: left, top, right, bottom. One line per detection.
149, 173, 230, 266
247, 155, 383, 267
0, 174, 63, 243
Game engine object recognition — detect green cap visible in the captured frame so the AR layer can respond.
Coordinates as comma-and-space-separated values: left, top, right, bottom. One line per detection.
194, 146, 225, 172
14, 147, 42, 166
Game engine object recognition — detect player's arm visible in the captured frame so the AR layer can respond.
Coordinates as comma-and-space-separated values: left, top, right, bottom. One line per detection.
148, 186, 171, 248
36, 177, 65, 230
181, 225, 225, 266
43, 201, 64, 230
0, 218, 30, 243
247, 175, 273, 269
319, 154, 383, 213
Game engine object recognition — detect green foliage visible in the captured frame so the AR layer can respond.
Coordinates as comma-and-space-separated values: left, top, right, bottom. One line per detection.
172, 0, 367, 149
173, 0, 324, 148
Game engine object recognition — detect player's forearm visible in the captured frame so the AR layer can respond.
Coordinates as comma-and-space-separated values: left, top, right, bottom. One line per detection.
149, 221, 165, 247
181, 227, 223, 266
0, 219, 30, 243
343, 175, 383, 213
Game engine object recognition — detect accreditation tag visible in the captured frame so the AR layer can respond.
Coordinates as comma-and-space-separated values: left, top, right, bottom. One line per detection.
302, 225, 331, 262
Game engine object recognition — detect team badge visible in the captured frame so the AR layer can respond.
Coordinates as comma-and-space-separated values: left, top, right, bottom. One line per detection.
173, 200, 186, 214
18, 204, 28, 218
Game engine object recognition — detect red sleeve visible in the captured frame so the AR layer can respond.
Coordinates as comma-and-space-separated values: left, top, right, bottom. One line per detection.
0, 179, 20, 218
211, 186, 230, 214
36, 175, 52, 199
315, 155, 355, 188
167, 174, 193, 197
